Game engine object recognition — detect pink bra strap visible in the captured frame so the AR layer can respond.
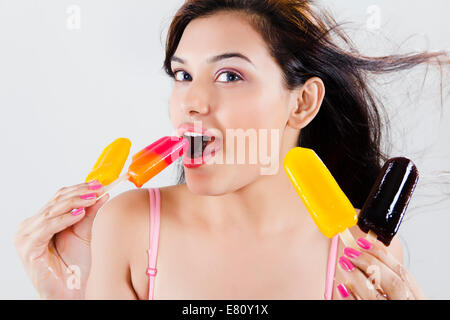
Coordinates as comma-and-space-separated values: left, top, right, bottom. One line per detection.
145, 187, 337, 300
324, 235, 339, 300
146, 188, 161, 300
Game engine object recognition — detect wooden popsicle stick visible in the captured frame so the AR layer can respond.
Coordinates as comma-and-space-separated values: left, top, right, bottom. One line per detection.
365, 230, 378, 242
338, 228, 359, 249
96, 173, 129, 201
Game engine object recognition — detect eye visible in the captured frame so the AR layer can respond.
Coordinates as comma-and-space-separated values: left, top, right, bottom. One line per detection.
171, 70, 243, 83
216, 71, 243, 83
173, 70, 192, 81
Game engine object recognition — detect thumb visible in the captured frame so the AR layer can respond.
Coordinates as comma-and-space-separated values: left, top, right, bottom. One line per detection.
85, 193, 110, 216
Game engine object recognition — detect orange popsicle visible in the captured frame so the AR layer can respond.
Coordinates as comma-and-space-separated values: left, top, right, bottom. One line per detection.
98, 136, 188, 198
127, 136, 188, 188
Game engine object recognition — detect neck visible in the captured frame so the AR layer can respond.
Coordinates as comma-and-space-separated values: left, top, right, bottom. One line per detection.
200, 128, 314, 236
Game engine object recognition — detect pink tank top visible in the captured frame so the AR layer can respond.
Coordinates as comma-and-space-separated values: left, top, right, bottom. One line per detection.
146, 188, 339, 300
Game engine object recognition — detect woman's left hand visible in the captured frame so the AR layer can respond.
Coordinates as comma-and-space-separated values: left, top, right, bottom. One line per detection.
336, 237, 427, 300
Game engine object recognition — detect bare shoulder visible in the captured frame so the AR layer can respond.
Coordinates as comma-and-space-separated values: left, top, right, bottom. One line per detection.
87, 189, 153, 299
93, 184, 188, 229
94, 189, 149, 230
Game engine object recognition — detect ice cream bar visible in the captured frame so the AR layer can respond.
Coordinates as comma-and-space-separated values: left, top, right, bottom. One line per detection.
96, 136, 189, 200
358, 157, 419, 246
127, 136, 188, 188
283, 147, 358, 247
85, 138, 131, 186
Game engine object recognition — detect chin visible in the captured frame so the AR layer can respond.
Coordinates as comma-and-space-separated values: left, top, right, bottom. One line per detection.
183, 166, 227, 196
184, 166, 260, 196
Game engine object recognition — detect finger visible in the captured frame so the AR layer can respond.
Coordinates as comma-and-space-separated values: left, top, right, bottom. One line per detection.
29, 191, 102, 247
44, 210, 88, 243
85, 192, 110, 215
355, 237, 403, 280
343, 248, 414, 300
45, 194, 99, 219
20, 182, 104, 239
14, 216, 36, 241
356, 237, 426, 299
336, 283, 356, 300
394, 264, 427, 300
37, 181, 104, 218
56, 182, 104, 204
355, 238, 423, 298
51, 183, 89, 201
337, 256, 387, 300
31, 209, 87, 246
71, 193, 110, 240
51, 180, 102, 200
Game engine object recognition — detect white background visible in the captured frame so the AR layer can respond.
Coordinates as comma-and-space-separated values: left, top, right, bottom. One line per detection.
0, 0, 449, 299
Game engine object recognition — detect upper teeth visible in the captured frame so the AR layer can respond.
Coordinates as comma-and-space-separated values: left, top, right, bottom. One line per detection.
184, 131, 204, 137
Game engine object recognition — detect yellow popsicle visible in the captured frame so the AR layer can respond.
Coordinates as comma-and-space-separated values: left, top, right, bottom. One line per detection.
283, 147, 357, 245
85, 138, 131, 186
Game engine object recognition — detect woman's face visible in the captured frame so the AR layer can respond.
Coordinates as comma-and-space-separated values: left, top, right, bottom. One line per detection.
169, 11, 299, 195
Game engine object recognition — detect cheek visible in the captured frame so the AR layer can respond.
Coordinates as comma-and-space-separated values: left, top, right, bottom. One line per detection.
218, 87, 286, 130
168, 94, 183, 125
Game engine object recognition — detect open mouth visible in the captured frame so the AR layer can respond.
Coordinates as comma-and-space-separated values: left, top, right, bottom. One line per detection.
183, 132, 216, 159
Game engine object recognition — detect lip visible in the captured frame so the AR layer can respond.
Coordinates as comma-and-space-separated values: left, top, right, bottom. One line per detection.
183, 152, 216, 168
182, 144, 222, 168
177, 123, 212, 137
177, 123, 221, 140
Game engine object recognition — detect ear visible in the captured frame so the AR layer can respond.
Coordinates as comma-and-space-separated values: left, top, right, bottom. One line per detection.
287, 77, 325, 130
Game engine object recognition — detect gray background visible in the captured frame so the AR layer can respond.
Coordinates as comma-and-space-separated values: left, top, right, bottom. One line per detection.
0, 0, 448, 299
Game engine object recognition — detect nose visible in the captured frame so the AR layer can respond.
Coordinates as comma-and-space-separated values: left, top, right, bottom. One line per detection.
183, 104, 209, 119
181, 82, 210, 119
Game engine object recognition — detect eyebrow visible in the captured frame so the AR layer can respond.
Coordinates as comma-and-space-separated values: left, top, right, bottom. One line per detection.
170, 52, 255, 67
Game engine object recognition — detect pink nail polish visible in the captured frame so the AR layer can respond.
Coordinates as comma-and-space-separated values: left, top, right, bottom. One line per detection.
357, 238, 372, 250
88, 180, 103, 190
337, 284, 350, 298
80, 193, 97, 200
339, 256, 354, 271
344, 247, 361, 259
71, 208, 85, 216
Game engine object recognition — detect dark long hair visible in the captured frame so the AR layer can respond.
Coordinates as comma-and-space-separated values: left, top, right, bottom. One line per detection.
162, 0, 447, 208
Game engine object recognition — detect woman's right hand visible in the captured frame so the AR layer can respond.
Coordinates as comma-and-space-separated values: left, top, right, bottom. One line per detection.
14, 180, 109, 299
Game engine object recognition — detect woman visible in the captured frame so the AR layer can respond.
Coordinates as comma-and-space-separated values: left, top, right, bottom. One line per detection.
16, 0, 445, 299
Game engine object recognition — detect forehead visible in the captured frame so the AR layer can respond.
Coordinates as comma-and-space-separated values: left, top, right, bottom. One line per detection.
173, 11, 272, 65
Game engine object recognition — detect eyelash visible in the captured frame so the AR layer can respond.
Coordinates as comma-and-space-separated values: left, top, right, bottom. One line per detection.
171, 69, 243, 83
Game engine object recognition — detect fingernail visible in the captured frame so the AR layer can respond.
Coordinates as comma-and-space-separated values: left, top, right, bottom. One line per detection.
344, 247, 361, 259
357, 238, 372, 250
337, 284, 350, 298
71, 208, 85, 216
88, 180, 103, 190
80, 193, 97, 200
339, 256, 354, 271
